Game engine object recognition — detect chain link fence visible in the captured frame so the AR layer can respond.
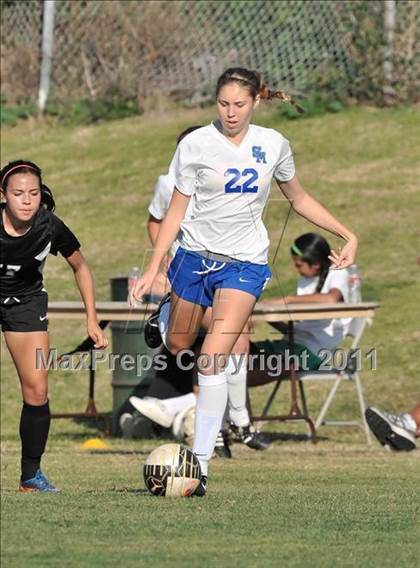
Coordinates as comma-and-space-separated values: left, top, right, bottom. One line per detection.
1, 0, 419, 109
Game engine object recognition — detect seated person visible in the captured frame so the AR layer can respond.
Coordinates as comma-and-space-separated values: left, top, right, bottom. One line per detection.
248, 231, 357, 386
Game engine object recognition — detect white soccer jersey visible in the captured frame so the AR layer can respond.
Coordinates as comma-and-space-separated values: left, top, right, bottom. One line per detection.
148, 153, 179, 220
148, 172, 174, 221
148, 155, 194, 256
173, 122, 295, 264
293, 268, 352, 354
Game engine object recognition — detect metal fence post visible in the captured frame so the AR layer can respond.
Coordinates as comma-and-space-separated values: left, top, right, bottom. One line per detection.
38, 0, 56, 113
383, 0, 396, 105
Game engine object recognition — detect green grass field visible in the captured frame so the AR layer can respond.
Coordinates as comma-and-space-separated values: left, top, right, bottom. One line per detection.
1, 106, 420, 567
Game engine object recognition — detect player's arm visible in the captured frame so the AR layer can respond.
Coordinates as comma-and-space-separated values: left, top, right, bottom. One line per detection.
131, 189, 190, 302
65, 250, 108, 348
150, 188, 189, 269
276, 175, 358, 269
265, 288, 343, 305
147, 214, 162, 246
148, 214, 172, 275
148, 214, 174, 276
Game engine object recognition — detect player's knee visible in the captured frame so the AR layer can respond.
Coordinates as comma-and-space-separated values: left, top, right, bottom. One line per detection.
232, 332, 250, 355
197, 351, 222, 375
167, 335, 193, 357
22, 384, 48, 405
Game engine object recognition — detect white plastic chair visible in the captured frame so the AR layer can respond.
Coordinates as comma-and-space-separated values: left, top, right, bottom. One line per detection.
259, 317, 373, 444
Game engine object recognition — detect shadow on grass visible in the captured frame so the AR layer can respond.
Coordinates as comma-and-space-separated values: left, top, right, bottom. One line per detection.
111, 488, 150, 495
51, 414, 112, 438
80, 488, 152, 496
84, 449, 150, 456
260, 432, 329, 443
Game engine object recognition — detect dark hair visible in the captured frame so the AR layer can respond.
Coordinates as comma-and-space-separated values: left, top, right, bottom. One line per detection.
291, 233, 331, 292
0, 159, 55, 211
216, 67, 303, 113
176, 125, 203, 146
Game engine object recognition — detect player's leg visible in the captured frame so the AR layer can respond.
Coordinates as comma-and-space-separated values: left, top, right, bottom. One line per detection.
166, 291, 206, 354
202, 307, 247, 456
4, 331, 49, 405
227, 322, 270, 450
226, 320, 250, 427
4, 330, 59, 491
192, 288, 256, 480
201, 306, 250, 425
202, 301, 270, 453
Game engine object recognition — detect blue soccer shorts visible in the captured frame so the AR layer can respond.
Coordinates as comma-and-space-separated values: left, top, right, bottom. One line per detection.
167, 247, 272, 307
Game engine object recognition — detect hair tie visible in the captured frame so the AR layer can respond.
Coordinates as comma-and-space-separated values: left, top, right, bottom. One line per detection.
1, 164, 38, 187
291, 243, 303, 256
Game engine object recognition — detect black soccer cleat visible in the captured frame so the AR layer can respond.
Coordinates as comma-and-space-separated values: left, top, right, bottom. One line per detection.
144, 292, 171, 349
214, 429, 232, 459
193, 475, 208, 497
230, 423, 271, 451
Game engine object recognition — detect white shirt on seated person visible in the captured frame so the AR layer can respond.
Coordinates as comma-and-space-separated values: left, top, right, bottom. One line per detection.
292, 268, 352, 356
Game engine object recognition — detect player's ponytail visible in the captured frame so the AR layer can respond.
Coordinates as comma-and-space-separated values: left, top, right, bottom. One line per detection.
0, 159, 55, 211
40, 184, 56, 211
216, 67, 303, 113
258, 84, 304, 114
291, 233, 331, 292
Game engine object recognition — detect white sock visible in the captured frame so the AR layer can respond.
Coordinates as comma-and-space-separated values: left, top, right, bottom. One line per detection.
158, 300, 170, 348
226, 354, 250, 427
158, 393, 196, 417
193, 371, 227, 476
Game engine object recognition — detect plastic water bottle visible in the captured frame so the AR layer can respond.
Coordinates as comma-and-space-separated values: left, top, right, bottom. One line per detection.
128, 266, 141, 305
347, 264, 361, 304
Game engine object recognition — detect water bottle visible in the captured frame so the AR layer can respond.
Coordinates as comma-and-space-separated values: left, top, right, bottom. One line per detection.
347, 264, 361, 304
128, 266, 141, 305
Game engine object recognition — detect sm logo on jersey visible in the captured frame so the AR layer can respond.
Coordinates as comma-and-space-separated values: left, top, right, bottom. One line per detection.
252, 146, 267, 164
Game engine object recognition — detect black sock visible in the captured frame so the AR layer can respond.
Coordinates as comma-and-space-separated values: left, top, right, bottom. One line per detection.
19, 401, 51, 482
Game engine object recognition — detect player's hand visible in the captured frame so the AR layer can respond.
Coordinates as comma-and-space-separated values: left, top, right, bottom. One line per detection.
87, 321, 109, 349
329, 236, 358, 269
129, 270, 156, 307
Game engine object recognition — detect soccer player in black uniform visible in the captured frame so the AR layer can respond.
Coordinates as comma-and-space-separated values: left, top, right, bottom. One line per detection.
0, 160, 108, 492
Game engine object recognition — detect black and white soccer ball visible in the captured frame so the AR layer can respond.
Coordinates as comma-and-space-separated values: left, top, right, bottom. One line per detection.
143, 443, 201, 497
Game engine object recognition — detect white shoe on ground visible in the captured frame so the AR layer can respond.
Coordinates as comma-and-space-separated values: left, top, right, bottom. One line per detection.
129, 396, 174, 428
365, 407, 416, 451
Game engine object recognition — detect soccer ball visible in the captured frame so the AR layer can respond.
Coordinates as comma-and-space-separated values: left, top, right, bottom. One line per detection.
172, 405, 195, 446
143, 443, 201, 497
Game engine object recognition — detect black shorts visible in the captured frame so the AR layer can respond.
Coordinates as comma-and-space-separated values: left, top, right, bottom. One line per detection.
0, 293, 49, 332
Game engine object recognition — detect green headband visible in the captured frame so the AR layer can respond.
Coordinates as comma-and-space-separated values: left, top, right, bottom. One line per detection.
291, 243, 303, 256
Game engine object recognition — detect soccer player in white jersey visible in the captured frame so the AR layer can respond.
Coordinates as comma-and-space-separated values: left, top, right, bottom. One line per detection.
131, 67, 358, 495
131, 126, 269, 457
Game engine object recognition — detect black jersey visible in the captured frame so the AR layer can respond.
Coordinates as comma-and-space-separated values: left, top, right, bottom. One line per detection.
0, 205, 80, 301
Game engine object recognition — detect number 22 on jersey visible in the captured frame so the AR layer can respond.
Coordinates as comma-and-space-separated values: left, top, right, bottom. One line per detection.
224, 168, 259, 193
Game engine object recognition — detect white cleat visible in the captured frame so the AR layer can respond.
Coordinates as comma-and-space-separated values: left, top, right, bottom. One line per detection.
365, 407, 416, 451
129, 396, 174, 428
